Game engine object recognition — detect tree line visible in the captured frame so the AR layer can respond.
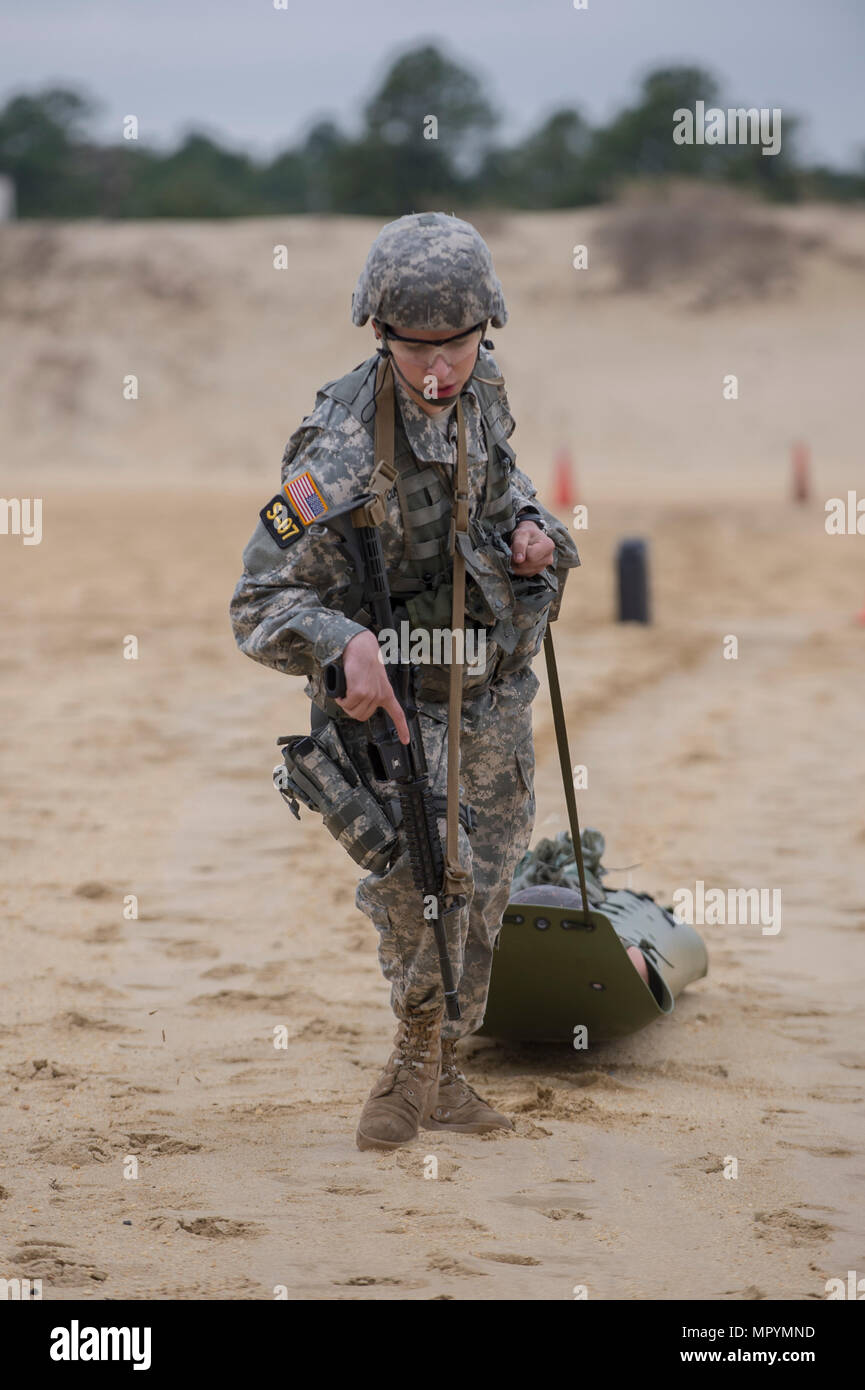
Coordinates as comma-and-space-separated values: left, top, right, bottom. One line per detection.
1, 46, 862, 217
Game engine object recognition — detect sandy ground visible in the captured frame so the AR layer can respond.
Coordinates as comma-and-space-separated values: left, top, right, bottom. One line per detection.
1, 207, 863, 1300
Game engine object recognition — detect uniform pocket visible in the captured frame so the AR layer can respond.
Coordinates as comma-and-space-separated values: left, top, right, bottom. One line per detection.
514, 733, 536, 830
515, 745, 534, 798
490, 735, 536, 893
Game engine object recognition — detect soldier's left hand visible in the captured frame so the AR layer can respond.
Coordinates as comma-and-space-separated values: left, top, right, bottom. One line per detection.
509, 521, 555, 576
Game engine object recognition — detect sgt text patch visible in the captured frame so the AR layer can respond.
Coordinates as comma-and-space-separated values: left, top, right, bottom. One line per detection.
260, 495, 303, 548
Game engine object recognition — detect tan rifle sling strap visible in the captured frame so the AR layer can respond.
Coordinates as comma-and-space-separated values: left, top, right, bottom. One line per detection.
354, 355, 471, 902
443, 396, 472, 898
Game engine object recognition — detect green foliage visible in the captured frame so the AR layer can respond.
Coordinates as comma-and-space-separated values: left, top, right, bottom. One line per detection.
0, 50, 860, 218
0, 87, 100, 214
363, 43, 497, 156
135, 133, 260, 217
585, 67, 728, 195
477, 109, 596, 208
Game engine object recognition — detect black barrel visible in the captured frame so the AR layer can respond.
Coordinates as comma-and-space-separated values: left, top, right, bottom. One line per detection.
616, 538, 650, 623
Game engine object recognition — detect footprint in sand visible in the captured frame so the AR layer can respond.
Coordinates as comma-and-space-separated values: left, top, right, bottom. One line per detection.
335, 1275, 402, 1286
29, 1133, 114, 1166
776, 1140, 854, 1158
761, 1107, 805, 1124
672, 1153, 725, 1174
199, 963, 251, 980
54, 1010, 127, 1033
392, 1149, 460, 1179
11, 1241, 108, 1285
73, 881, 112, 900
124, 1131, 202, 1155
510, 1118, 553, 1139
471, 1250, 541, 1266
84, 924, 122, 943
753, 1209, 833, 1246
178, 1217, 262, 1239
189, 988, 297, 1008
426, 1253, 488, 1277
159, 938, 220, 960
146, 1215, 263, 1239
7, 1058, 78, 1085
324, 1184, 381, 1196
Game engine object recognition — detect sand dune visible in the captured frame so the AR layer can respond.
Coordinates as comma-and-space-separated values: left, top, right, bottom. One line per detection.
0, 206, 863, 1299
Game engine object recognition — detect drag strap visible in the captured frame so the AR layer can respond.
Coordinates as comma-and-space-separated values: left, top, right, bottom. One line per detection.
443, 397, 472, 899
543, 627, 591, 921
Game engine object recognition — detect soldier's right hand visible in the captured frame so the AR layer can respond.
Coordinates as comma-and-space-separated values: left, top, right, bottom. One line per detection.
337, 630, 411, 745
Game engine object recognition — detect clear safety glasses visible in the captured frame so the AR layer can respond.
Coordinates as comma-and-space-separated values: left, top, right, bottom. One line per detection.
381, 321, 485, 368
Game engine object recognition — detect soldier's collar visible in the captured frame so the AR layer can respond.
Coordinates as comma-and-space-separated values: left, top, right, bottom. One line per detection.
394, 382, 483, 464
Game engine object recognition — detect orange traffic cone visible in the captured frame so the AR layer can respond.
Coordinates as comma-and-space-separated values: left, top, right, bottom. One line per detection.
792, 441, 810, 503
552, 448, 577, 509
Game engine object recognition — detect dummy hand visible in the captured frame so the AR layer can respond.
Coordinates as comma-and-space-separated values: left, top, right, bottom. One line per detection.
509, 520, 555, 576
337, 629, 410, 745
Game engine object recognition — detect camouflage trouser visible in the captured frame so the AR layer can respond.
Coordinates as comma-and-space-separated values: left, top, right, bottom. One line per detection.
343, 665, 539, 1041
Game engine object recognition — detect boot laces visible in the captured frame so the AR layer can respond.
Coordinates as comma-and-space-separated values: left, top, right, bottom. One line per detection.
391, 1017, 439, 1091
440, 1040, 465, 1084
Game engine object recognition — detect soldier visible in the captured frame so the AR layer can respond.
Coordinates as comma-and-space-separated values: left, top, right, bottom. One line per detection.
230, 212, 580, 1150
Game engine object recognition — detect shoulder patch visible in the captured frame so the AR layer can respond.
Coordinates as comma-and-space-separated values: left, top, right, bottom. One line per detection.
283, 470, 329, 524
260, 495, 304, 549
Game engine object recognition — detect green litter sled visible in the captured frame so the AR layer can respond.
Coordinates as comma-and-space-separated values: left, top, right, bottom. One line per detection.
479, 884, 709, 1044
477, 631, 708, 1044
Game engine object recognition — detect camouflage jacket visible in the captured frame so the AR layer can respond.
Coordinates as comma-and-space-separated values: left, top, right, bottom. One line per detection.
229, 347, 580, 705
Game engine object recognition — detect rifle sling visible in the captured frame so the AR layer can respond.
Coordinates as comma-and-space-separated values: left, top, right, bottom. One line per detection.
542, 626, 591, 921
442, 396, 472, 898
357, 356, 472, 902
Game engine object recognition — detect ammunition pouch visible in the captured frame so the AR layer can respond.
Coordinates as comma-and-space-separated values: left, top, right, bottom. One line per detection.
403, 581, 453, 632
496, 569, 558, 675
454, 526, 514, 638
274, 723, 399, 874
275, 718, 478, 875
455, 524, 557, 670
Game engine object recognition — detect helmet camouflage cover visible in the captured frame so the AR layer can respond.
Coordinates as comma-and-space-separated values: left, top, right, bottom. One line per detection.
351, 211, 508, 332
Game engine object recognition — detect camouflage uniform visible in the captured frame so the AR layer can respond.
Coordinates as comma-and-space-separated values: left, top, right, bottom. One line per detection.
230, 215, 580, 1043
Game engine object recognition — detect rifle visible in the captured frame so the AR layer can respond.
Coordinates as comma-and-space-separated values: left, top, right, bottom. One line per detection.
316, 493, 463, 1021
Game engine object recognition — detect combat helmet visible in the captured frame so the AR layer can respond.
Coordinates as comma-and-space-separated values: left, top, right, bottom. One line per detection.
350, 211, 508, 332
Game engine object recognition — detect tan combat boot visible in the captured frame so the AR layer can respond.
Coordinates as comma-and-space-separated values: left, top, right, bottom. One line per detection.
355, 1008, 443, 1151
422, 1038, 514, 1134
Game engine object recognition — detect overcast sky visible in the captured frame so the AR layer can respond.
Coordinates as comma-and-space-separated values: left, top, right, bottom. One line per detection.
2, 0, 863, 168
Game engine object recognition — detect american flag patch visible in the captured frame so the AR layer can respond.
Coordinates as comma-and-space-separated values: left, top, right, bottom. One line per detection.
283, 471, 328, 525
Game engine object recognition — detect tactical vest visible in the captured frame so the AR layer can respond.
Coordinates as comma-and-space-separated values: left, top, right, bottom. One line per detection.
308, 353, 557, 704
318, 354, 518, 605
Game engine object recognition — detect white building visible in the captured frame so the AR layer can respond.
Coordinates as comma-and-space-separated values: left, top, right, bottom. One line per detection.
0, 175, 17, 220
